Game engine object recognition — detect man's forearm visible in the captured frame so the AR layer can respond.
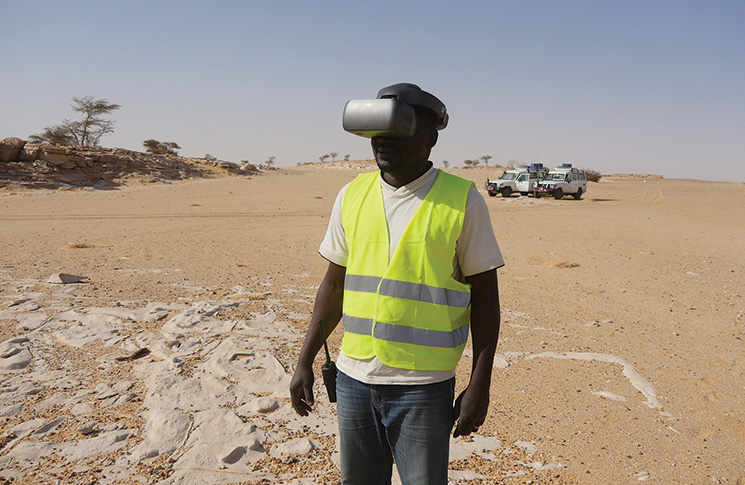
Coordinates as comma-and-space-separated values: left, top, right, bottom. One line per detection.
466, 269, 500, 386
296, 262, 346, 369
469, 308, 499, 387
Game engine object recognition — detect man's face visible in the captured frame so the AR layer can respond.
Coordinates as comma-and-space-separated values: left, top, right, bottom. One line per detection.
371, 110, 438, 182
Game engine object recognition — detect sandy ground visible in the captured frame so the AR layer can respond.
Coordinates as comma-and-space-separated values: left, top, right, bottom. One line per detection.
0, 165, 744, 484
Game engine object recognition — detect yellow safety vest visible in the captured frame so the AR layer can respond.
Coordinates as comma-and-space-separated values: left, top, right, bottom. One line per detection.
340, 170, 474, 371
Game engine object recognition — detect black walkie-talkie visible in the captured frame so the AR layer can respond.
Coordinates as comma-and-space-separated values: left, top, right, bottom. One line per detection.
319, 320, 338, 403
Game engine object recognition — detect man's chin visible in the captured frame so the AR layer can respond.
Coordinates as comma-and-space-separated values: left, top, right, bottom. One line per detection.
375, 154, 401, 173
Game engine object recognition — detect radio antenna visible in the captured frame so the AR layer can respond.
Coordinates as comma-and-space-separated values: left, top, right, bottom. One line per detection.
319, 320, 332, 363
318, 320, 338, 403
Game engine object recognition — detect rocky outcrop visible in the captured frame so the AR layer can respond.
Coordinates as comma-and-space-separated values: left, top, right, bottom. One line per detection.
0, 137, 262, 190
0, 137, 25, 163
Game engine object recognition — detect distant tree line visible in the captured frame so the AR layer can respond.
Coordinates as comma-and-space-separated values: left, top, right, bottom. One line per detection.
317, 153, 350, 163
461, 155, 493, 168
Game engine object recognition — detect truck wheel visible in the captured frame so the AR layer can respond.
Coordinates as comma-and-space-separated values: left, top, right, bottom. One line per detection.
534, 192, 541, 198
573, 188, 583, 200
553, 189, 563, 200
501, 187, 512, 198
487, 191, 497, 197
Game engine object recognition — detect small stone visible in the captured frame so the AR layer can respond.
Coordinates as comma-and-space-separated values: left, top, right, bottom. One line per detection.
112, 393, 136, 407
220, 446, 247, 464
95, 384, 118, 400
70, 402, 94, 415
33, 417, 65, 437
250, 397, 279, 414
78, 421, 100, 435
114, 348, 150, 361
113, 381, 134, 393
0, 402, 24, 417
271, 437, 317, 457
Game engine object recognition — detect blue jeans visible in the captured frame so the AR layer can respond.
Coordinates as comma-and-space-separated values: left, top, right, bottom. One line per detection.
336, 371, 455, 485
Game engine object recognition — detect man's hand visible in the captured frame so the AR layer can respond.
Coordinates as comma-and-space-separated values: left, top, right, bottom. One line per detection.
290, 365, 315, 416
452, 385, 489, 437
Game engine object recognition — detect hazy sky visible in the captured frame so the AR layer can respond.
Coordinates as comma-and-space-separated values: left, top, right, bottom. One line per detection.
2, 1, 743, 181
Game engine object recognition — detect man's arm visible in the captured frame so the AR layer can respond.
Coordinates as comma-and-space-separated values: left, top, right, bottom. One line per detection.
290, 261, 346, 416
452, 268, 500, 437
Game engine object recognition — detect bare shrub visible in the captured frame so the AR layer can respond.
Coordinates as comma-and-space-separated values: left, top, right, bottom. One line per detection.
585, 169, 602, 182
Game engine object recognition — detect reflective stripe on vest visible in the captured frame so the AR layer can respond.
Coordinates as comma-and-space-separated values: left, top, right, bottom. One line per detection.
344, 274, 471, 308
342, 313, 470, 349
339, 169, 474, 371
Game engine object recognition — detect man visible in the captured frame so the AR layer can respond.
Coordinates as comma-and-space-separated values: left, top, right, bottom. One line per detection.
290, 83, 503, 484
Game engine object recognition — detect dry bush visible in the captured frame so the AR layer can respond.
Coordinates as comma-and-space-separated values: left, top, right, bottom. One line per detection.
585, 169, 602, 182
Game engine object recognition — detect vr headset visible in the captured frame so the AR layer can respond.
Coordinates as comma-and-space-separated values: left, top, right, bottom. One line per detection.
342, 83, 448, 139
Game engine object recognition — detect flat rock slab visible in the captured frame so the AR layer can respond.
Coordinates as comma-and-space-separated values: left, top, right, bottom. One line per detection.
47, 273, 88, 284
7, 440, 57, 461
172, 408, 267, 473
59, 429, 133, 462
127, 409, 191, 462
0, 336, 33, 371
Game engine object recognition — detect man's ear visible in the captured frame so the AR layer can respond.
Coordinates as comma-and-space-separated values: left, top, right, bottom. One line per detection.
429, 130, 438, 149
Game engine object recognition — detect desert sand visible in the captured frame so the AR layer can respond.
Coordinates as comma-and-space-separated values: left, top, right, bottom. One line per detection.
0, 164, 743, 484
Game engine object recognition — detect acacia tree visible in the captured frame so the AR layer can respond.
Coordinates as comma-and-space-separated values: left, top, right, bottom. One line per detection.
329, 152, 338, 162
480, 155, 492, 166
69, 96, 121, 146
143, 139, 180, 155
29, 125, 75, 145
266, 155, 276, 167
31, 96, 121, 147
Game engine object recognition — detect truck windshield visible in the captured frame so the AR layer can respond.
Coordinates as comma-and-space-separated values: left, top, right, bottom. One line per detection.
546, 172, 566, 181
499, 172, 518, 180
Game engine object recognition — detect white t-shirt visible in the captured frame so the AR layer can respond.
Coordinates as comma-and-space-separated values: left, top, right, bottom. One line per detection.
319, 165, 504, 385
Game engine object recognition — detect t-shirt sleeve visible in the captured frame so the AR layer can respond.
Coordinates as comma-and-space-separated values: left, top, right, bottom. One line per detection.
456, 186, 505, 277
318, 183, 350, 267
